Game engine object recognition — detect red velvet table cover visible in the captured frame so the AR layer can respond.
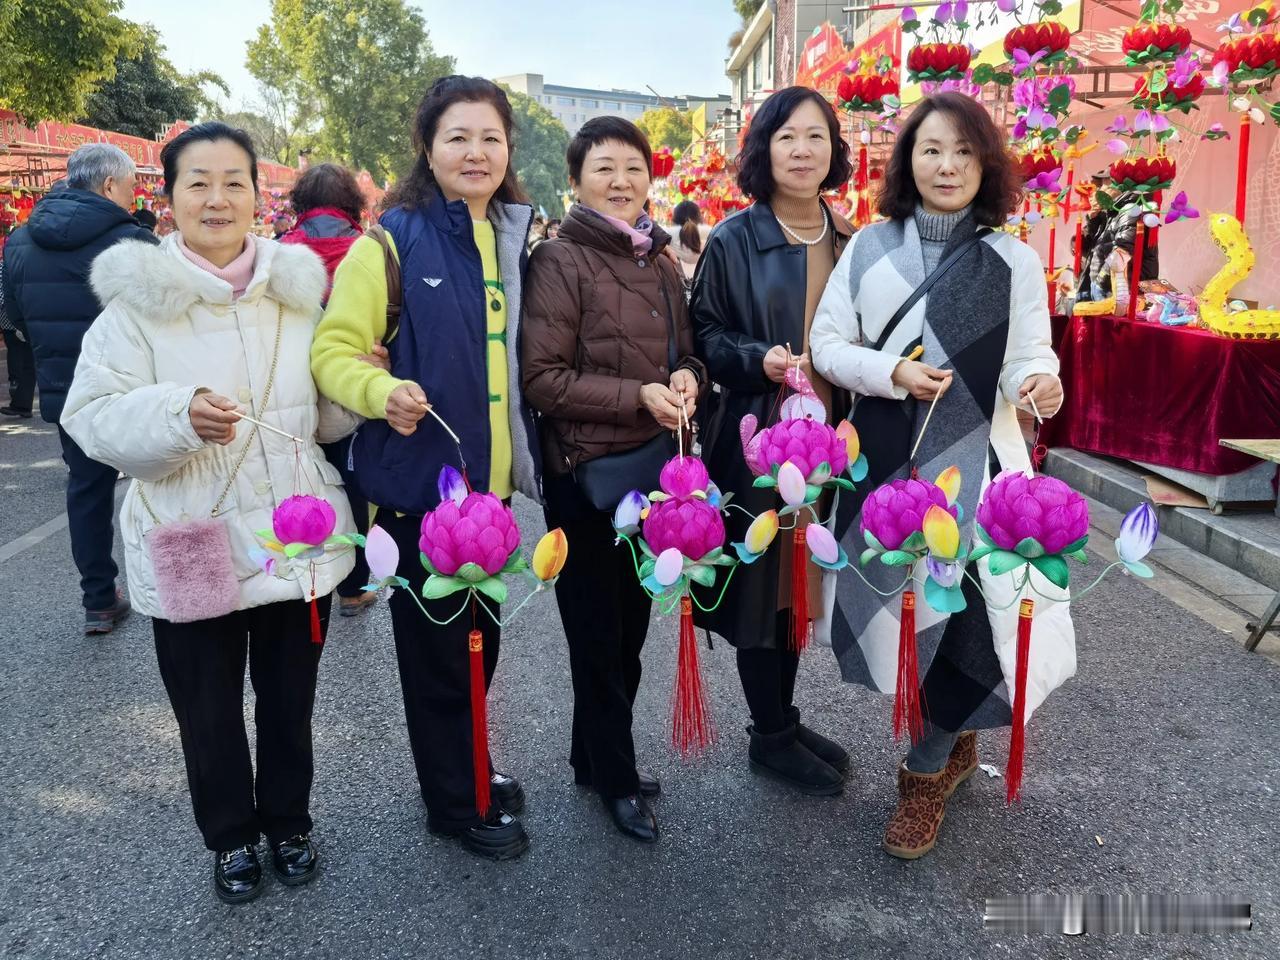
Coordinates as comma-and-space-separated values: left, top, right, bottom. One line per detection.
1040, 313, 1280, 475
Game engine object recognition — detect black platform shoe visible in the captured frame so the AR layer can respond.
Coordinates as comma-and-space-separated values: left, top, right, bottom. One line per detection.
270, 834, 319, 886
490, 771, 525, 815
434, 810, 530, 861
214, 845, 263, 904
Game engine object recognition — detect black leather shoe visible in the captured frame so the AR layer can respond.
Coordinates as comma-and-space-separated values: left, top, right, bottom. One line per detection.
604, 794, 658, 843
213, 845, 263, 904
637, 769, 661, 799
434, 810, 530, 861
270, 834, 319, 886
490, 771, 525, 814
747, 723, 843, 796
785, 707, 851, 775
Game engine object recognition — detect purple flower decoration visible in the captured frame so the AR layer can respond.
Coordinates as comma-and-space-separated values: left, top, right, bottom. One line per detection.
1025, 105, 1054, 130
1151, 113, 1172, 134
1116, 502, 1158, 564
1210, 60, 1231, 88
1106, 138, 1128, 155
926, 555, 962, 588
437, 465, 467, 506
1012, 47, 1049, 72
996, 0, 1017, 10
1107, 115, 1129, 134
1012, 116, 1029, 140
1026, 168, 1064, 193
1170, 51, 1199, 87
1201, 122, 1230, 141
936, 2, 952, 24
902, 6, 918, 22
954, 1, 969, 22
1134, 110, 1154, 133
1165, 191, 1199, 223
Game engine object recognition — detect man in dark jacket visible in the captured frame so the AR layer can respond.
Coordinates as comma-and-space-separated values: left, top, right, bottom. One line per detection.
2, 143, 159, 634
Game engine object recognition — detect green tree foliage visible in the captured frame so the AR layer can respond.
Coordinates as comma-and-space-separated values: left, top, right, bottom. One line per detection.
502, 88, 569, 216
213, 108, 296, 166
246, 0, 455, 182
80, 28, 227, 138
635, 107, 692, 152
0, 0, 137, 122
733, 0, 765, 21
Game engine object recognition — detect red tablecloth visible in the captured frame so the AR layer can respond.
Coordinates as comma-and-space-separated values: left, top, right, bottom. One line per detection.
1040, 313, 1280, 475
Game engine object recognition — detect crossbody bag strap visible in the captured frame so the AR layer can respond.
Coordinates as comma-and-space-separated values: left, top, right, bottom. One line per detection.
138, 302, 286, 523
871, 227, 992, 353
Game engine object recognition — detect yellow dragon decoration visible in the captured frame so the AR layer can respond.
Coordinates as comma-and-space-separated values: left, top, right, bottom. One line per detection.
1200, 213, 1280, 340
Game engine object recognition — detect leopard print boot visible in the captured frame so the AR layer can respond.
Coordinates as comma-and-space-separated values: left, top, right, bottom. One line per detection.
882, 764, 949, 860
942, 731, 977, 798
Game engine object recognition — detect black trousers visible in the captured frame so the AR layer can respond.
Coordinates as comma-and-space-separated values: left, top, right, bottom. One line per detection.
57, 426, 119, 610
321, 437, 369, 598
152, 595, 330, 852
543, 474, 652, 799
378, 510, 501, 832
736, 612, 801, 735
2, 329, 35, 412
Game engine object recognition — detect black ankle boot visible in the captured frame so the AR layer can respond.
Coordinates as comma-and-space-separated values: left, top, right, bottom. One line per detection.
747, 723, 843, 796
785, 706, 851, 775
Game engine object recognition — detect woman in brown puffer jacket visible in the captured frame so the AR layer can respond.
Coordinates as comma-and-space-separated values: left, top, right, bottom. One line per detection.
522, 117, 705, 844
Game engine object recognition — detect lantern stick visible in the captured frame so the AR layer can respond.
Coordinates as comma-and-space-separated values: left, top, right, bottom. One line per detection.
233, 412, 305, 444
909, 383, 946, 464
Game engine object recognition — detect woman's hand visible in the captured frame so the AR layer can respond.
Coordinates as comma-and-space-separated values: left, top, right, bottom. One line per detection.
385, 382, 430, 436
1018, 374, 1063, 418
357, 340, 391, 372
189, 391, 240, 445
892, 360, 953, 401
639, 382, 682, 431
764, 345, 809, 384
669, 368, 698, 420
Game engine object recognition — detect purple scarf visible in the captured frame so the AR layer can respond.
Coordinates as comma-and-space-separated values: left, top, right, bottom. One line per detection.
586, 206, 654, 255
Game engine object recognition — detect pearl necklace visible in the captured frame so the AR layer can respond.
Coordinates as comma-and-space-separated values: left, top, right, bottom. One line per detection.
775, 206, 829, 246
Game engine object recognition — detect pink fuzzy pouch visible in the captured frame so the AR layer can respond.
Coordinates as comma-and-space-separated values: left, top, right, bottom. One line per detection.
146, 518, 241, 623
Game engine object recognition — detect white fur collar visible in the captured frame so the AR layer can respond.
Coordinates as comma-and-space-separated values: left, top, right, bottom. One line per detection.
90, 233, 327, 321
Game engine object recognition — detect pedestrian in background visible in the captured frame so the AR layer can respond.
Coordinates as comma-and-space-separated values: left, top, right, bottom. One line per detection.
690, 87, 854, 798
523, 117, 705, 844
61, 122, 361, 903
2, 143, 157, 633
667, 199, 710, 282
810, 92, 1070, 860
0, 256, 37, 417
280, 162, 382, 617
313, 76, 542, 862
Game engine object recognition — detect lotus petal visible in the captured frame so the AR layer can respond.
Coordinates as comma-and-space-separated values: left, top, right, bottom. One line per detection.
806, 523, 840, 565
934, 465, 961, 506
654, 547, 684, 587
532, 528, 569, 581
835, 419, 861, 464
1116, 502, 1158, 563
922, 504, 961, 559
744, 510, 781, 555
777, 461, 807, 507
613, 489, 648, 534
925, 554, 961, 588
364, 524, 400, 582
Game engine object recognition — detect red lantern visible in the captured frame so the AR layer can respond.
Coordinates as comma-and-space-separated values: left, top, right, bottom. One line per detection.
1015, 148, 1060, 182
1003, 22, 1071, 59
1122, 23, 1193, 64
1109, 155, 1176, 192
1133, 70, 1205, 110
1212, 33, 1280, 81
906, 43, 971, 82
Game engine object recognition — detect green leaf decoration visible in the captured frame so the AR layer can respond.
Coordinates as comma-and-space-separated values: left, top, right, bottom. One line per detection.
734, 542, 765, 565
640, 574, 664, 595
864, 529, 886, 552
987, 550, 1028, 577
900, 531, 926, 553
639, 558, 656, 580
702, 547, 723, 562
393, 576, 410, 590
254, 529, 274, 541
903, 19, 920, 33
500, 551, 527, 575
882, 94, 901, 110
976, 524, 996, 547
455, 562, 488, 583
1124, 560, 1155, 579
753, 475, 778, 489
832, 477, 856, 492
1066, 549, 1089, 564
1271, 102, 1280, 126
812, 546, 850, 572
1031, 554, 1071, 589
1061, 535, 1089, 554
994, 71, 1015, 86
422, 576, 468, 600
1015, 537, 1045, 559
880, 550, 916, 567
969, 544, 994, 563
1042, 0, 1063, 13
860, 547, 879, 568
849, 455, 869, 482
638, 538, 656, 560
924, 577, 968, 614
474, 577, 509, 605
687, 564, 717, 588
1048, 83, 1072, 112
804, 484, 823, 503
712, 553, 737, 567
1148, 68, 1168, 94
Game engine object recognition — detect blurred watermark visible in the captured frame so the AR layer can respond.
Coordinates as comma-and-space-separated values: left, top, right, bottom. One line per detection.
984, 895, 1252, 934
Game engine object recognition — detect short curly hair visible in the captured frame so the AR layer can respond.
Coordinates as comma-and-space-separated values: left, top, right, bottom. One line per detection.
289, 163, 366, 223
877, 92, 1022, 227
735, 86, 854, 203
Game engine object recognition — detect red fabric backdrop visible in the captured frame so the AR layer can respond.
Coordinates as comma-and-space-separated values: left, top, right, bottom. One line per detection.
1041, 314, 1280, 475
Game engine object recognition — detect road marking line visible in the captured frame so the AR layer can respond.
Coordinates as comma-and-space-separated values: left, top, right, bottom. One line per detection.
0, 484, 126, 564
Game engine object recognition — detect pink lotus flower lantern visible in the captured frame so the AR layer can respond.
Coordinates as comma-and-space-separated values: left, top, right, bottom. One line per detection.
970, 470, 1091, 588
273, 495, 337, 546
419, 492, 521, 579
860, 477, 954, 554
643, 498, 725, 562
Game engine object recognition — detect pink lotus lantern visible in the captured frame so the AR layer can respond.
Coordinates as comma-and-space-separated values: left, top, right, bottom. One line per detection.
419, 493, 521, 579
272, 495, 338, 546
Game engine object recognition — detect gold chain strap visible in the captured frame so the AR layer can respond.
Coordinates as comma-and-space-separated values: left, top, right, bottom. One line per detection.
138, 302, 286, 523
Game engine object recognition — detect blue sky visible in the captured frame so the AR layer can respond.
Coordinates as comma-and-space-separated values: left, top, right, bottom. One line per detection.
119, 0, 741, 112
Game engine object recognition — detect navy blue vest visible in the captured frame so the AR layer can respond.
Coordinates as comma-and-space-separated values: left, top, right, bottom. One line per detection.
351, 198, 531, 515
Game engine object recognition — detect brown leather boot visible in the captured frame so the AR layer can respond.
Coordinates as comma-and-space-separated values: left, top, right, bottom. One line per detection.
882, 764, 949, 860
942, 731, 977, 798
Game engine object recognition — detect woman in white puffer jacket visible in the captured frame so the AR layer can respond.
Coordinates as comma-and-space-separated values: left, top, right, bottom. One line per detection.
62, 122, 361, 905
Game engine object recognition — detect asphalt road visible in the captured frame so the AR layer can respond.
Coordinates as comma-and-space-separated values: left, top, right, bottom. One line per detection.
1, 417, 1277, 960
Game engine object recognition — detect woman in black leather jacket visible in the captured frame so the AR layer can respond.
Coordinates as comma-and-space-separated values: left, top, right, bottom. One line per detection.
690, 87, 854, 797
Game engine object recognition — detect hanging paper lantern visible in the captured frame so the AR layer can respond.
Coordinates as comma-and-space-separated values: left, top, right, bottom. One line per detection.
1133, 70, 1206, 111
419, 491, 521, 579
1003, 22, 1071, 60
1016, 148, 1061, 183
643, 498, 725, 562
1109, 155, 1176, 193
974, 472, 1089, 559
1122, 23, 1193, 65
907, 43, 972, 83
272, 495, 338, 546
837, 72, 900, 112
859, 477, 954, 554
1212, 33, 1280, 82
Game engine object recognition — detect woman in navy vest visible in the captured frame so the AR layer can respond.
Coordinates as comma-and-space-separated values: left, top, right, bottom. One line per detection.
312, 76, 541, 861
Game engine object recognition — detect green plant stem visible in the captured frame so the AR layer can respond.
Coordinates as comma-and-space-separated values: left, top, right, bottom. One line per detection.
404, 588, 473, 627
689, 563, 742, 613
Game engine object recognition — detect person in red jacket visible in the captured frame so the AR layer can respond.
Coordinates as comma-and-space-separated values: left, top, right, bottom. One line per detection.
280, 163, 382, 616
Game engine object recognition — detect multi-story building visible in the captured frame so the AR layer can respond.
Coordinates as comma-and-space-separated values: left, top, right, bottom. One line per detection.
494, 73, 729, 138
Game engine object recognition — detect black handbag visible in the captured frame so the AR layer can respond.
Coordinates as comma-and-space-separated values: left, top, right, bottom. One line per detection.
572, 276, 683, 511
835, 229, 991, 538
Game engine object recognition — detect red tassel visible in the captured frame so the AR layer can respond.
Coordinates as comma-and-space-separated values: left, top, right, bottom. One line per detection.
309, 593, 323, 646
790, 527, 811, 653
1006, 598, 1034, 805
468, 629, 491, 816
672, 596, 715, 757
893, 590, 926, 744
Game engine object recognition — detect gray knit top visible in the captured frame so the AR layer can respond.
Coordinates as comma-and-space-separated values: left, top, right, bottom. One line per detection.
914, 204, 972, 274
